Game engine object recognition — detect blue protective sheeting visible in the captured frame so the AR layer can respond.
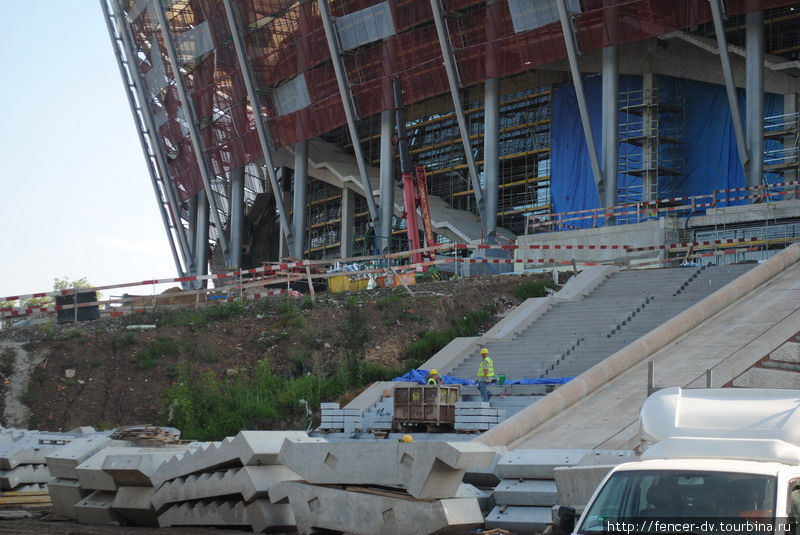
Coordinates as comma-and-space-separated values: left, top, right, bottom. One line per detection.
392, 369, 572, 386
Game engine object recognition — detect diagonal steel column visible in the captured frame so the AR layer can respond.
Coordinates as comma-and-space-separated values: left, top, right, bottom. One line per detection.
222, 0, 295, 252
556, 0, 603, 189
429, 0, 486, 227
709, 0, 749, 169
104, 0, 193, 277
153, 0, 231, 264
746, 10, 765, 188
317, 0, 380, 231
379, 109, 394, 253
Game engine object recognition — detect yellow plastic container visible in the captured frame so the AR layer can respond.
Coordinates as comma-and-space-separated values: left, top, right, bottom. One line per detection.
327, 275, 350, 293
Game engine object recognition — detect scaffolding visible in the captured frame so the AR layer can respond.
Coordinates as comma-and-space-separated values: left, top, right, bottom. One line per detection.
618, 88, 686, 204
764, 111, 800, 179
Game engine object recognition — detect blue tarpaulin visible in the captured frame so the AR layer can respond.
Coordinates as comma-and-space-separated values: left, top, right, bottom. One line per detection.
392, 369, 573, 386
550, 75, 784, 220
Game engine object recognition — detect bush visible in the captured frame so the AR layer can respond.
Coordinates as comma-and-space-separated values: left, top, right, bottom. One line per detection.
154, 300, 248, 327
163, 358, 401, 441
404, 304, 496, 368
514, 279, 558, 300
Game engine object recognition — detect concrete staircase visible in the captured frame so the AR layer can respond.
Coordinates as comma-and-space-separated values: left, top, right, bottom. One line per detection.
280, 138, 515, 243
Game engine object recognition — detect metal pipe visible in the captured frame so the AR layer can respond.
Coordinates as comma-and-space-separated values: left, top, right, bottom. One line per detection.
746, 10, 765, 188
556, 0, 604, 189
379, 109, 395, 253
484, 77, 500, 238
195, 190, 210, 285
428, 0, 486, 227
710, 0, 749, 169
222, 0, 294, 248
601, 45, 618, 208
153, 0, 230, 264
229, 167, 245, 267
292, 140, 308, 259
104, 0, 193, 276
317, 0, 380, 230
340, 186, 354, 257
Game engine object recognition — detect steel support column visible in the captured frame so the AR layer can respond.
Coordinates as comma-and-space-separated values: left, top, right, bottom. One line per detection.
710, 0, 749, 169
195, 190, 210, 285
229, 167, 245, 268
429, 0, 486, 228
746, 10, 765, 188
484, 77, 500, 238
340, 186, 354, 258
317, 0, 380, 232
222, 0, 294, 251
601, 46, 618, 209
556, 0, 603, 190
292, 141, 309, 259
104, 0, 193, 277
153, 0, 230, 264
379, 109, 395, 253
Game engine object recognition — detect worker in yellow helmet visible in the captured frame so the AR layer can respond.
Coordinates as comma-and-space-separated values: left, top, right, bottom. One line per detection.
426, 369, 443, 385
477, 347, 495, 402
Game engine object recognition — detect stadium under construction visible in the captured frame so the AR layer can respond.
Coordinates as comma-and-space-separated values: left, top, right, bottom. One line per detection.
102, 0, 800, 278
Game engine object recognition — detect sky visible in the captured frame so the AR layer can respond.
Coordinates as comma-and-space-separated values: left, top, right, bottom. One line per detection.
0, 2, 177, 299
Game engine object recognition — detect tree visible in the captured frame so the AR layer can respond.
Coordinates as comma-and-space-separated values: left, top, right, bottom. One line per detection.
23, 277, 97, 310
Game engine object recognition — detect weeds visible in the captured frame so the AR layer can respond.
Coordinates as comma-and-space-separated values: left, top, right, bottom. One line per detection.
111, 333, 137, 351
514, 279, 558, 300
153, 301, 247, 327
0, 349, 16, 379
133, 336, 184, 370
376, 293, 404, 310
404, 304, 496, 368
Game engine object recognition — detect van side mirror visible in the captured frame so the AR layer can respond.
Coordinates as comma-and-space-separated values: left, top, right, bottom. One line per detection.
556, 505, 577, 534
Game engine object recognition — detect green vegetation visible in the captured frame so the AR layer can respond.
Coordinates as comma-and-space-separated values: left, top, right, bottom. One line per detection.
404, 304, 496, 368
150, 300, 247, 327
111, 332, 137, 351
514, 279, 558, 300
133, 336, 185, 370
0, 348, 16, 379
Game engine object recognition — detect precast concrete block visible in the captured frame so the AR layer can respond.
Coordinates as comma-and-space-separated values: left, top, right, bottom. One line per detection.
152, 431, 309, 487
0, 464, 51, 490
75, 447, 161, 491
45, 436, 116, 479
320, 402, 340, 409
151, 465, 300, 510
456, 483, 494, 513
495, 449, 589, 479
771, 341, 800, 362
0, 440, 52, 470
269, 480, 483, 535
74, 490, 120, 525
102, 448, 190, 487
247, 499, 297, 533
493, 479, 558, 506
554, 465, 616, 509
577, 450, 637, 467
112, 486, 158, 526
485, 504, 552, 534
278, 439, 494, 499
48, 477, 89, 519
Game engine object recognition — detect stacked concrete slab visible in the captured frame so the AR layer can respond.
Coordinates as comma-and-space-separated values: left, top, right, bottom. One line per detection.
272, 436, 495, 534
486, 449, 637, 534
318, 402, 363, 433
455, 401, 505, 431
360, 396, 394, 431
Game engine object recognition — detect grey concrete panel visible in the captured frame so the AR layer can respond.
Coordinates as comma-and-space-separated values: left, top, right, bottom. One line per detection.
495, 450, 589, 479
247, 499, 297, 533
152, 431, 308, 487
0, 463, 50, 490
112, 486, 158, 526
102, 448, 188, 487
278, 438, 494, 499
45, 436, 115, 479
151, 465, 300, 510
74, 490, 120, 525
732, 367, 800, 388
554, 464, 615, 509
485, 504, 552, 534
48, 478, 89, 519
771, 341, 800, 363
158, 497, 294, 532
269, 480, 483, 535
0, 441, 51, 470
494, 479, 558, 506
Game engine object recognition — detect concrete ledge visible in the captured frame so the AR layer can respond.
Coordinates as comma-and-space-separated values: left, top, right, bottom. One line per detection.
476, 243, 800, 448
554, 465, 615, 509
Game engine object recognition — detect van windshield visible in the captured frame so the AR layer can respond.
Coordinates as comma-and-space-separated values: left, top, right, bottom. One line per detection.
578, 470, 776, 533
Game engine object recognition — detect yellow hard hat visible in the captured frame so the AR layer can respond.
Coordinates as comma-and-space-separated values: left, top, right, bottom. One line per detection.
481, 348, 489, 355
430, 369, 439, 375
402, 434, 413, 443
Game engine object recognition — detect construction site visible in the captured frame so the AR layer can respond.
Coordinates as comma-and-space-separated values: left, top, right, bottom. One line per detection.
3, 0, 800, 533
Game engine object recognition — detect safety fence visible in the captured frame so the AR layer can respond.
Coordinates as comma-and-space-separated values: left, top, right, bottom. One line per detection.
2, 233, 793, 322
525, 180, 800, 232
